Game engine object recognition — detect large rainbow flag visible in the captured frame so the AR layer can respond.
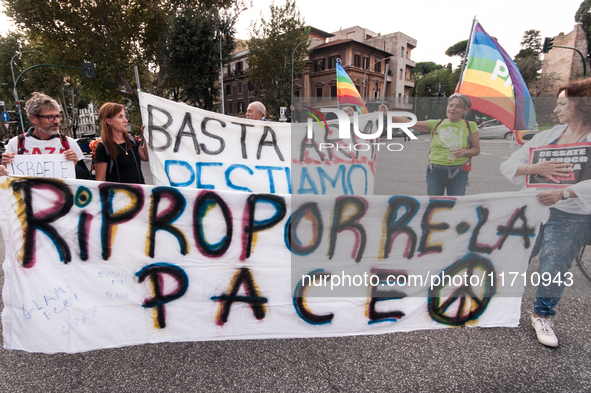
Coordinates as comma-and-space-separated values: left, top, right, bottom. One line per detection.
456, 22, 535, 144
336, 62, 368, 114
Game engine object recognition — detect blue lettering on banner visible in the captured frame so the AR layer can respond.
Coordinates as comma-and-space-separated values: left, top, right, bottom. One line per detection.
165, 160, 195, 187
297, 164, 369, 195
164, 160, 292, 193
196, 162, 223, 190
225, 164, 253, 192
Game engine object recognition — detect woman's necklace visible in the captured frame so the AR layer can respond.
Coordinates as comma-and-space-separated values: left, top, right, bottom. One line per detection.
117, 143, 128, 155
558, 126, 591, 144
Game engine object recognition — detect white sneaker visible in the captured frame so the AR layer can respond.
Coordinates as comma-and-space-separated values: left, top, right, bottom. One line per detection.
531, 315, 558, 347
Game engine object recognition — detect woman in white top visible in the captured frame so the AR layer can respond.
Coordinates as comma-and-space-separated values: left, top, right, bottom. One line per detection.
500, 78, 591, 348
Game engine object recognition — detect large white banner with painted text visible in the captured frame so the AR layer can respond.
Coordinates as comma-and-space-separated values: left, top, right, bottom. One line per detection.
138, 92, 379, 195
0, 176, 546, 353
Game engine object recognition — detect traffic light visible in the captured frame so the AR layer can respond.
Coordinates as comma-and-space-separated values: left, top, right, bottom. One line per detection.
433, 92, 440, 106
542, 37, 554, 53
83, 62, 95, 78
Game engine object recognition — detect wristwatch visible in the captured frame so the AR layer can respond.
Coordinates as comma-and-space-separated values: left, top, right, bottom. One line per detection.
562, 188, 570, 200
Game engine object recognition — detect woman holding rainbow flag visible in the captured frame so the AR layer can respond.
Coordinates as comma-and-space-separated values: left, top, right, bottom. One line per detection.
380, 93, 480, 196
501, 78, 591, 348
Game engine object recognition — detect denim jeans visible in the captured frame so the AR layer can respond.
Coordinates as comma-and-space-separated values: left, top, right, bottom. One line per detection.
426, 164, 469, 196
530, 208, 591, 317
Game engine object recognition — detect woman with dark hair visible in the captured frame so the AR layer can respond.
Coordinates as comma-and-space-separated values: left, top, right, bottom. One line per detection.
381, 93, 480, 195
95, 103, 148, 183
500, 77, 591, 347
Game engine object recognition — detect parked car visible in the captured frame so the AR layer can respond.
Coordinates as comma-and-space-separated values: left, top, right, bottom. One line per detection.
478, 120, 513, 140
478, 120, 539, 141
75, 137, 94, 154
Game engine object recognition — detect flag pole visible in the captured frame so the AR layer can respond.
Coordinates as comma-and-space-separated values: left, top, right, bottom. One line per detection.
456, 16, 478, 91
336, 58, 341, 109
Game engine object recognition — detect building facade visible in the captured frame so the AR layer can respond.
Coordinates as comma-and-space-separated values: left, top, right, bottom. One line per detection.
222, 26, 417, 117
328, 26, 416, 109
76, 103, 98, 137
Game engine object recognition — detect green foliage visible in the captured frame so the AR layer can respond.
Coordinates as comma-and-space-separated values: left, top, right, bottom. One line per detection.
576, 0, 591, 58
248, 0, 308, 119
2, 0, 241, 108
514, 30, 542, 87
414, 67, 461, 98
445, 40, 468, 59
168, 5, 236, 110
0, 32, 25, 105
0, 32, 79, 130
521, 29, 542, 52
411, 62, 444, 78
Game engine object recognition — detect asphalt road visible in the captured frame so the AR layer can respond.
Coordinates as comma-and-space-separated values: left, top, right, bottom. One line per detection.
0, 140, 590, 392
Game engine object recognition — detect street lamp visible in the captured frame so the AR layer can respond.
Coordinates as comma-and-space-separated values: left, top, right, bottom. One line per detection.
363, 57, 390, 100
291, 38, 320, 108
11, 50, 38, 134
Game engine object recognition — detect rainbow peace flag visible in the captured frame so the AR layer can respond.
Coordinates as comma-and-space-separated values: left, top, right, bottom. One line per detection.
457, 22, 535, 144
336, 62, 368, 114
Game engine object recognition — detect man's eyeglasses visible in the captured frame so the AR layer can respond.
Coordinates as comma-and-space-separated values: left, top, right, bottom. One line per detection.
35, 114, 61, 122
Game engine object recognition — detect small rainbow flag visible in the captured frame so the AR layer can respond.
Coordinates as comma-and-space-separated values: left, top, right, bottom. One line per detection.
457, 22, 535, 145
336, 62, 368, 114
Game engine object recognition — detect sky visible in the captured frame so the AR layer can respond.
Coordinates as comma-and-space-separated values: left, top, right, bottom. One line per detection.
0, 0, 586, 67
234, 0, 586, 67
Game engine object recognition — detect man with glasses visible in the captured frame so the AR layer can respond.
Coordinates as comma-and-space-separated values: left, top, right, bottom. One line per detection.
1, 92, 83, 166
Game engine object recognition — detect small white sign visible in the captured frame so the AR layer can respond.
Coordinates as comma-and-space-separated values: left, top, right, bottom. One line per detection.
7, 154, 76, 179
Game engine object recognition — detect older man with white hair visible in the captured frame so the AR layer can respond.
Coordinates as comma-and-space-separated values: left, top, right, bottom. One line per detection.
245, 101, 266, 121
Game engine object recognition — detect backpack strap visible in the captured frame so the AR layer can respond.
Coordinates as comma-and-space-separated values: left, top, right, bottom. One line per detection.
58, 133, 70, 151
17, 133, 26, 154
98, 141, 116, 176
428, 120, 445, 159
432, 119, 445, 136
464, 120, 472, 148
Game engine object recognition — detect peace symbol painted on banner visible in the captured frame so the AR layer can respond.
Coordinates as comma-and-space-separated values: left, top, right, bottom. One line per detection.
428, 253, 497, 326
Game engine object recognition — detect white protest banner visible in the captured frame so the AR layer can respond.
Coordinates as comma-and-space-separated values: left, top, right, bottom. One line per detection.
290, 108, 383, 195
0, 176, 547, 353
138, 92, 378, 195
526, 142, 591, 188
5, 154, 75, 179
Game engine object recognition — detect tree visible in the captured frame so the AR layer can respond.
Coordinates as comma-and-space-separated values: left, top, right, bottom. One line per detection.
0, 32, 76, 135
514, 30, 542, 86
0, 32, 26, 105
576, 0, 591, 59
167, 4, 236, 110
520, 29, 542, 52
445, 40, 468, 61
248, 0, 309, 119
413, 67, 460, 98
2, 0, 240, 107
411, 61, 443, 78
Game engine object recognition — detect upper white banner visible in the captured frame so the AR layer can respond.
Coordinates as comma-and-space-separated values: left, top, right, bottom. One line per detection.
138, 92, 379, 195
